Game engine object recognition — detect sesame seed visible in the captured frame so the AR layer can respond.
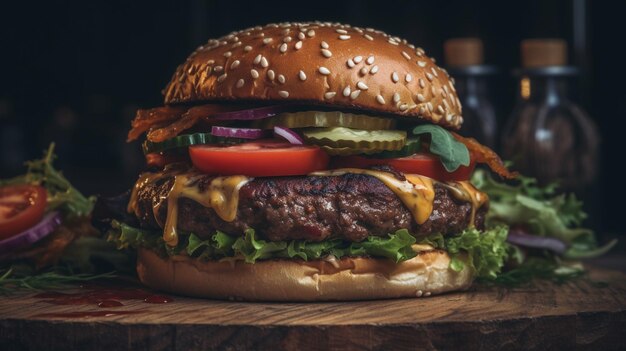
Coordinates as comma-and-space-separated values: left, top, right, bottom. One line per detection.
406, 74, 413, 82
230, 60, 240, 69
437, 105, 445, 114
253, 54, 262, 65
307, 29, 315, 37
324, 92, 337, 99
399, 104, 409, 111
321, 41, 329, 49
278, 90, 289, 98
278, 74, 286, 84
279, 43, 288, 53
353, 56, 363, 63
449, 81, 456, 92
236, 79, 244, 88
424, 291, 432, 297
250, 69, 259, 79
392, 72, 399, 83
263, 38, 273, 44
417, 61, 427, 67
431, 86, 437, 96
416, 47, 425, 56
267, 70, 275, 80
393, 92, 400, 103
207, 59, 215, 65
459, 116, 464, 124
370, 65, 379, 74
402, 51, 411, 60
261, 57, 269, 67
427, 102, 433, 112
417, 94, 425, 102
321, 49, 332, 58
347, 59, 355, 68
282, 28, 291, 35
339, 35, 351, 40
318, 66, 331, 75
350, 90, 361, 100
336, 29, 348, 34
431, 67, 439, 77
442, 89, 447, 98
416, 290, 423, 297
419, 78, 425, 88
443, 99, 450, 109
224, 51, 232, 58
376, 95, 385, 104
419, 106, 426, 114
232, 42, 242, 48
298, 70, 307, 81
360, 67, 369, 75
364, 34, 374, 41
388, 39, 399, 45
446, 114, 453, 122
342, 86, 351, 97
214, 66, 223, 72
283, 37, 292, 43
298, 32, 305, 40
357, 81, 368, 90
217, 73, 227, 82
366, 56, 375, 64
366, 27, 374, 32
295, 41, 303, 50
244, 45, 252, 52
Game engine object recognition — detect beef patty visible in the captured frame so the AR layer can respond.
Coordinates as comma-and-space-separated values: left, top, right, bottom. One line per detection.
133, 171, 487, 242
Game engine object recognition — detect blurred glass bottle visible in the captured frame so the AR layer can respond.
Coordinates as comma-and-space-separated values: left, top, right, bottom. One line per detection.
444, 38, 498, 148
502, 39, 600, 224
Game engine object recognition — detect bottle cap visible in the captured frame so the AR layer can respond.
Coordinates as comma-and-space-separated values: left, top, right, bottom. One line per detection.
521, 39, 567, 68
444, 38, 484, 67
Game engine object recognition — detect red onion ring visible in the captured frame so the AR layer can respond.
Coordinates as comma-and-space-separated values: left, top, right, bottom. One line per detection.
211, 126, 268, 139
506, 228, 567, 254
0, 212, 62, 253
273, 126, 304, 145
211, 105, 293, 121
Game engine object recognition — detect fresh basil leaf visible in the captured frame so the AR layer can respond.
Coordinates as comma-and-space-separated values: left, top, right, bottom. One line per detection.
412, 124, 470, 172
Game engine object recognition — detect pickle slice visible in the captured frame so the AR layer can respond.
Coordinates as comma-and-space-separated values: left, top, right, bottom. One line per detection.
302, 127, 406, 154
258, 111, 394, 130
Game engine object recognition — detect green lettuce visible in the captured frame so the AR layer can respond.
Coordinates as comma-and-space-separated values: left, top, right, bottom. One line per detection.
471, 169, 616, 259
412, 124, 470, 171
419, 226, 510, 280
107, 221, 418, 263
0, 143, 95, 219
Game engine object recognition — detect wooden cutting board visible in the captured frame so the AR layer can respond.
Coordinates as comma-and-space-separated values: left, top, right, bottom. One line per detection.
1, 266, 625, 351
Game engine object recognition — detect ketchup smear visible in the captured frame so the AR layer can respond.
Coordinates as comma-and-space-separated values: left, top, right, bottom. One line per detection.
32, 283, 174, 319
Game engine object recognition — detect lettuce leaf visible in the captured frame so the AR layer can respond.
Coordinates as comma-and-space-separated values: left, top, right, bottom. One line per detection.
107, 221, 418, 263
471, 169, 615, 258
0, 143, 95, 219
420, 227, 510, 280
412, 124, 470, 171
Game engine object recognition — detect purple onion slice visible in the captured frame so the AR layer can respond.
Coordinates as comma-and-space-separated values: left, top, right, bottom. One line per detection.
211, 105, 293, 121
0, 212, 62, 253
211, 126, 268, 139
273, 126, 304, 145
506, 228, 567, 254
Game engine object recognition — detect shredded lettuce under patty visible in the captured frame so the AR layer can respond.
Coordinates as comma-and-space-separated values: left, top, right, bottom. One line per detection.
107, 221, 419, 263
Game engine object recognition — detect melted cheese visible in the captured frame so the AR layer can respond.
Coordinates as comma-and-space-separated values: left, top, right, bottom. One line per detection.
311, 168, 435, 224
162, 174, 250, 246
445, 181, 489, 228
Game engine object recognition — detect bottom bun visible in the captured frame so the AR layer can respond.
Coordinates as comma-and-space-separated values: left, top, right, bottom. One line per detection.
137, 248, 474, 301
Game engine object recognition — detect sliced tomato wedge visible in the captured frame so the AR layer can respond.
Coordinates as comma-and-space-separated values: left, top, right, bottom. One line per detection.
331, 153, 475, 181
0, 185, 47, 240
189, 139, 330, 177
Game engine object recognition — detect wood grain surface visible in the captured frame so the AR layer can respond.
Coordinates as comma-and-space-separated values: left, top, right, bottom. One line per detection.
0, 266, 625, 351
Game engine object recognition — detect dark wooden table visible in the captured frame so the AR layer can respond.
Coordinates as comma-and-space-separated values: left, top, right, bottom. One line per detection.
1, 265, 625, 351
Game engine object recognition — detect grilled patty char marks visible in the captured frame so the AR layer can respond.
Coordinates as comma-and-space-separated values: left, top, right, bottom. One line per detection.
134, 172, 486, 242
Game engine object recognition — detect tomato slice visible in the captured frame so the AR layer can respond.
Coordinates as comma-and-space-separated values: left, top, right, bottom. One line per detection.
0, 185, 47, 240
189, 140, 330, 177
332, 153, 475, 181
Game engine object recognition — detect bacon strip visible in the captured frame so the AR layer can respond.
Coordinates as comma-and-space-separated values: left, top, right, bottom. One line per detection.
127, 106, 188, 141
452, 132, 518, 179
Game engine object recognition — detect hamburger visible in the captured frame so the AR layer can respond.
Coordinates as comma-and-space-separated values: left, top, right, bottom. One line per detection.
111, 22, 515, 301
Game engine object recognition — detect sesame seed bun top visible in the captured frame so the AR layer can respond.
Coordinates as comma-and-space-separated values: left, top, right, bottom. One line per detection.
164, 21, 463, 129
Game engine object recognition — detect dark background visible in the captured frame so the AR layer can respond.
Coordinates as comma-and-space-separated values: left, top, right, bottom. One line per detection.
1, 1, 624, 240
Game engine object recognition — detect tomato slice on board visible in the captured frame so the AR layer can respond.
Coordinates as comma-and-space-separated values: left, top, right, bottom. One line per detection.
189, 140, 330, 177
0, 185, 47, 240
331, 153, 475, 182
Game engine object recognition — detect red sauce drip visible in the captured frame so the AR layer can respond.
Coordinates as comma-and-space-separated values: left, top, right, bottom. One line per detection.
33, 311, 144, 319
31, 283, 175, 318
144, 295, 173, 304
